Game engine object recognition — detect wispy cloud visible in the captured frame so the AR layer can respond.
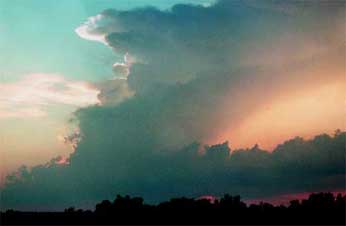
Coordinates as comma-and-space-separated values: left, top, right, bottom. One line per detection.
0, 73, 100, 119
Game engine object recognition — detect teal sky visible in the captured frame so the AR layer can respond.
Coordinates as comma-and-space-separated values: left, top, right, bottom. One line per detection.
0, 0, 214, 82
0, 0, 215, 181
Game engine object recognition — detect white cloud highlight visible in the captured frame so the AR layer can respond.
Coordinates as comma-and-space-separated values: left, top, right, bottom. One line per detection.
75, 13, 123, 46
75, 14, 108, 45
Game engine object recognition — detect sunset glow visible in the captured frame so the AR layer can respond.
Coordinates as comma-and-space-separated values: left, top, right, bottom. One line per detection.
0, 0, 345, 213
213, 81, 345, 150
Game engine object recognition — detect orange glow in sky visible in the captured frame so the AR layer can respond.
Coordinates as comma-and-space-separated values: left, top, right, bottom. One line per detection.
211, 81, 345, 151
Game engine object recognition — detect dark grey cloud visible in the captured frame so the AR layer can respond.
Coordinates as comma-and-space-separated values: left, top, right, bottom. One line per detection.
83, 0, 344, 145
1, 0, 345, 210
77, 0, 344, 102
1, 131, 345, 210
100, 0, 344, 92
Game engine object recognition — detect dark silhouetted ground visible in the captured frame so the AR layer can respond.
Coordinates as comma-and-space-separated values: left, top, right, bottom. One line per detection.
1, 192, 345, 225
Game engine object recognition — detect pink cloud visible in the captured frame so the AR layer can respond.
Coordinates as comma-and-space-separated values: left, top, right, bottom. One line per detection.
0, 73, 100, 119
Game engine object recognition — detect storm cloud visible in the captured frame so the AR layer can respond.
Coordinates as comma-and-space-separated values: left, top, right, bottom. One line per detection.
1, 0, 345, 210
1, 131, 345, 210
75, 0, 345, 147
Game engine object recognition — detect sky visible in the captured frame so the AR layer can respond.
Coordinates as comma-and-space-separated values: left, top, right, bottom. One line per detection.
0, 0, 215, 182
0, 0, 345, 210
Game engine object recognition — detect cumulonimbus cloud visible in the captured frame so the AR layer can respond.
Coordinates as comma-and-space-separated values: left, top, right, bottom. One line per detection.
72, 0, 345, 149
1, 0, 345, 211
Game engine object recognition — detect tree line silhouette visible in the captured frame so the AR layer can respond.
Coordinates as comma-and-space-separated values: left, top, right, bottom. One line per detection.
1, 192, 345, 225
